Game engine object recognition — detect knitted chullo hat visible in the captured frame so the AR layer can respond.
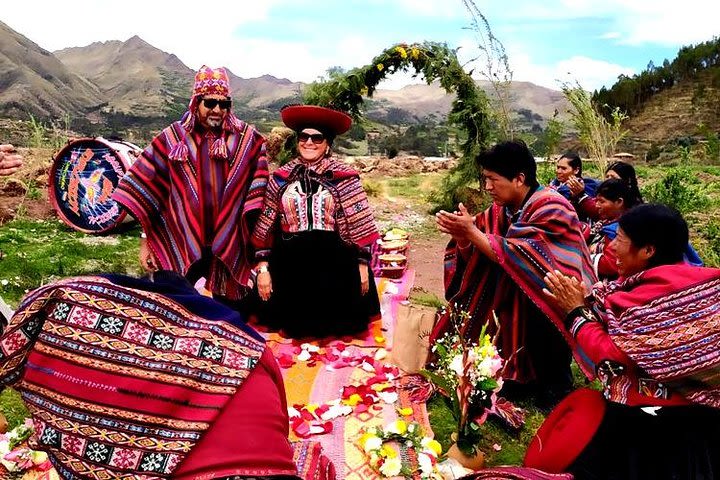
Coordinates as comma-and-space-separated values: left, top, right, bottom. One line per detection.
174, 65, 240, 162
192, 65, 231, 98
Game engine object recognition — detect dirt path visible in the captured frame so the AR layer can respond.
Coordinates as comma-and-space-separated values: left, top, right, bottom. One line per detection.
406, 236, 445, 298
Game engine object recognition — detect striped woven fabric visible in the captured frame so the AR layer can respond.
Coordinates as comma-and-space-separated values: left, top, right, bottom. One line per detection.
597, 263, 720, 408
435, 187, 596, 380
0, 276, 265, 479
112, 114, 268, 300
252, 157, 379, 250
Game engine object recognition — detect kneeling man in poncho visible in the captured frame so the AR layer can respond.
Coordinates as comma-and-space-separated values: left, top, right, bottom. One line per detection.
0, 272, 302, 479
433, 140, 596, 407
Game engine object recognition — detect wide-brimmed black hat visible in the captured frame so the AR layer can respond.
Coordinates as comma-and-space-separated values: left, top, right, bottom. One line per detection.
280, 105, 352, 137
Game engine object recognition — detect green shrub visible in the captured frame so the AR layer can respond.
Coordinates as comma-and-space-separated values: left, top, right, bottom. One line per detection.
536, 161, 555, 185
642, 167, 711, 214
0, 387, 30, 430
362, 179, 382, 197
699, 220, 720, 267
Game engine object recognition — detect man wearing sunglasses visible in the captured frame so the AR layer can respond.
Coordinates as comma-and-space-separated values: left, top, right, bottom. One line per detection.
113, 65, 269, 309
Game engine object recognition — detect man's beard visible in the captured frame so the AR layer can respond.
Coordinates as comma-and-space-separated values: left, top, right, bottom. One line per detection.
206, 117, 223, 128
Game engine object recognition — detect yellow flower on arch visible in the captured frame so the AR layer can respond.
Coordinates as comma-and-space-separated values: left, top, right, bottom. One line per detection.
395, 46, 408, 59
410, 47, 421, 60
376, 63, 384, 71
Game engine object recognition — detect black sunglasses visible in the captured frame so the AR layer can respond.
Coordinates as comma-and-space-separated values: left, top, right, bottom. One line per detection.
298, 132, 326, 144
201, 98, 232, 110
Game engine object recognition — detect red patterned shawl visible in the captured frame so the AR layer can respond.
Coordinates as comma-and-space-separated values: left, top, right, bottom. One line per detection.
594, 264, 720, 408
0, 276, 266, 479
112, 115, 268, 300
252, 157, 379, 250
433, 187, 596, 380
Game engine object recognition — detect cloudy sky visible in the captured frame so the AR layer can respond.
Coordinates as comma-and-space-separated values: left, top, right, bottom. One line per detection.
2, 0, 719, 91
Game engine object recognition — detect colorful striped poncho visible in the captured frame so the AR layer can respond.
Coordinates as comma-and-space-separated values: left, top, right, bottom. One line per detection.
112, 112, 268, 300
251, 157, 379, 250
434, 187, 597, 380
594, 263, 720, 408
0, 274, 268, 479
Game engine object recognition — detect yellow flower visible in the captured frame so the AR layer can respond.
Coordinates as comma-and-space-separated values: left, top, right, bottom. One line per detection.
342, 394, 363, 406
371, 382, 391, 392
421, 437, 443, 456
410, 47, 420, 59
305, 403, 319, 414
376, 63, 384, 71
395, 46, 408, 59
387, 419, 407, 435
374, 335, 386, 344
380, 444, 398, 459
397, 407, 414, 416
379, 456, 402, 476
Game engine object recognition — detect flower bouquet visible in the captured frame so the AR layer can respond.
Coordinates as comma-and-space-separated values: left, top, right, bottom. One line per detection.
0, 418, 57, 479
422, 309, 521, 463
358, 420, 443, 479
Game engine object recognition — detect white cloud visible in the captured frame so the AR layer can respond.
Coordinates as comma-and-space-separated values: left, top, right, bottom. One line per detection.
1, 1, 280, 52
511, 53, 635, 91
395, 0, 465, 18
488, 0, 720, 47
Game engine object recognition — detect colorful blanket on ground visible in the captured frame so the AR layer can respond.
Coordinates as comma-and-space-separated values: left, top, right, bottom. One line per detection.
0, 276, 265, 479
435, 187, 596, 380
594, 263, 720, 408
263, 271, 432, 479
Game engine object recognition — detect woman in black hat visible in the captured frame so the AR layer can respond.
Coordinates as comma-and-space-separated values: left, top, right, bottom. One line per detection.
251, 105, 380, 338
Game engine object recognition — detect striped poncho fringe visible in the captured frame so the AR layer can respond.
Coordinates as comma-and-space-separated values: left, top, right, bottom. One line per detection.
251, 157, 379, 250
437, 187, 597, 380
0, 276, 265, 479
595, 264, 720, 408
112, 115, 268, 300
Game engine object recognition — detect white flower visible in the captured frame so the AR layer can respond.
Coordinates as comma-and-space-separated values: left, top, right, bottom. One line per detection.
297, 350, 312, 362
417, 451, 434, 475
379, 456, 403, 476
0, 279, 8, 286
374, 348, 388, 360
320, 403, 352, 420
449, 354, 464, 376
377, 391, 398, 404
363, 436, 383, 453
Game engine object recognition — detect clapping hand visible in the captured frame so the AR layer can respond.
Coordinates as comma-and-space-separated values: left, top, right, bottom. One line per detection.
435, 203, 477, 244
565, 176, 585, 198
0, 144, 23, 176
542, 270, 588, 314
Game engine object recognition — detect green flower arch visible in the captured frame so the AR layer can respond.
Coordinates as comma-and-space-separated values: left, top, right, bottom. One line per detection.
303, 41, 493, 211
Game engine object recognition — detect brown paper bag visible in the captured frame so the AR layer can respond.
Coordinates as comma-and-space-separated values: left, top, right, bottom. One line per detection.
390, 302, 438, 373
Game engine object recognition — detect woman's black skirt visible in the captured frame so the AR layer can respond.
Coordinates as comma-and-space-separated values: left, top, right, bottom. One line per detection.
257, 230, 380, 338
569, 402, 720, 479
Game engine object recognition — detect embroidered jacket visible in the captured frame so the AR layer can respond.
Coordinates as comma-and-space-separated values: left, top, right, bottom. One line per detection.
252, 157, 379, 259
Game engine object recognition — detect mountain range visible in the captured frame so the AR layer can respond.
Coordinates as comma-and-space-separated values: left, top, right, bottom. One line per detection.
0, 20, 569, 134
